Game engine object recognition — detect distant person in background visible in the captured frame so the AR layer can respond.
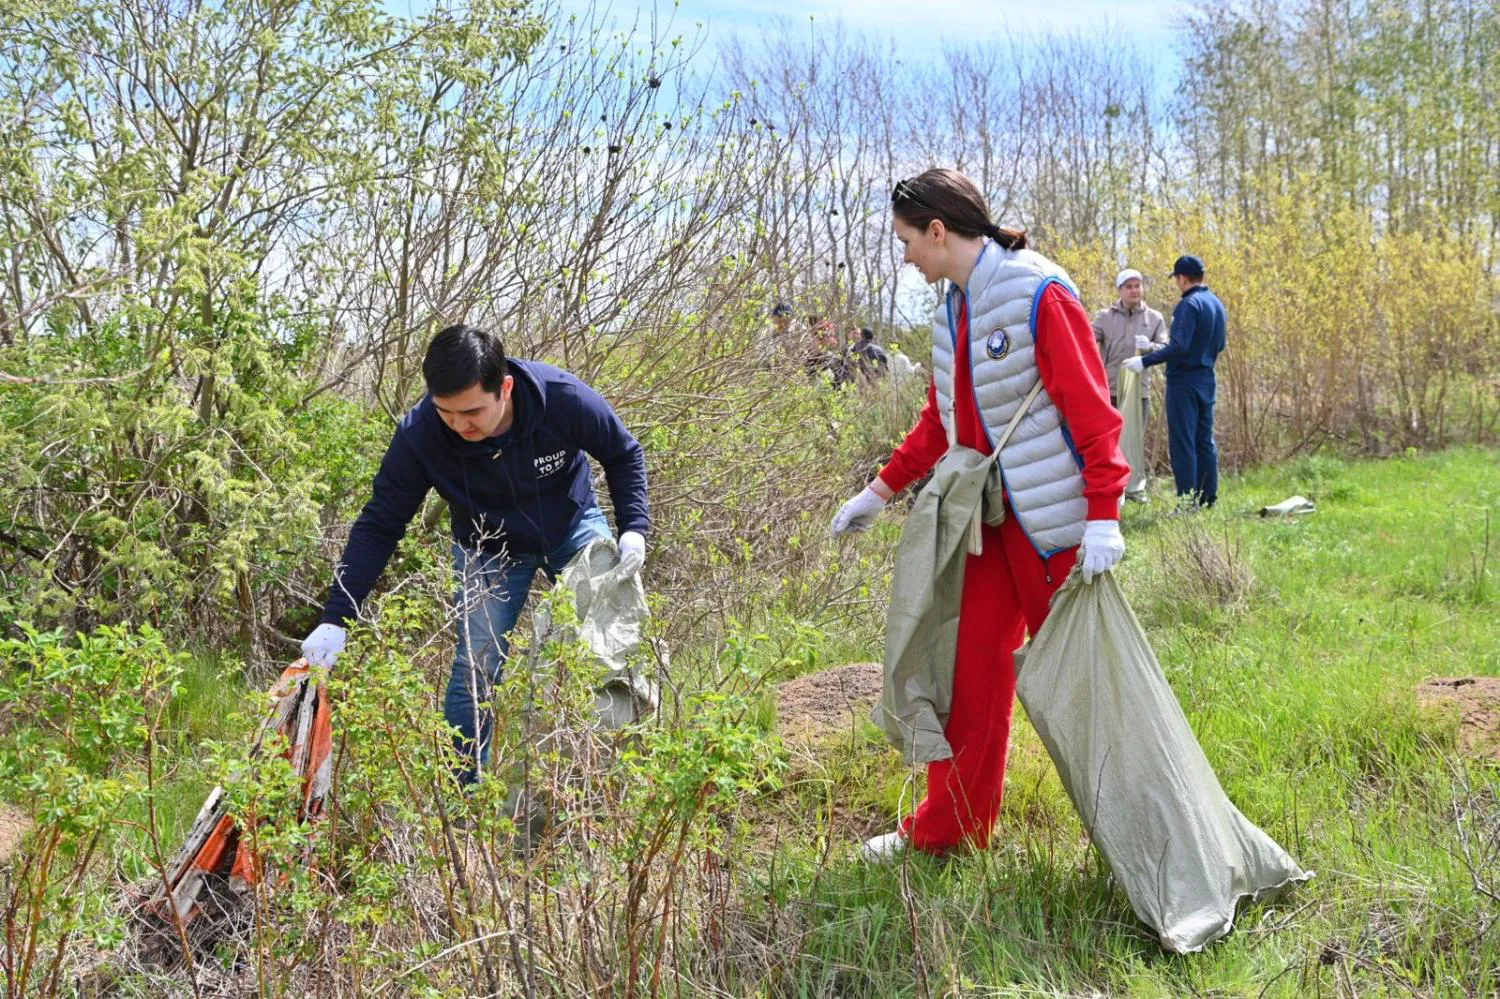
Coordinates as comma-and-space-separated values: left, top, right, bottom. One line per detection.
769, 301, 793, 335
1094, 268, 1167, 501
845, 326, 890, 384
1092, 269, 1167, 407
803, 314, 844, 382
1123, 255, 1226, 508
762, 301, 796, 368
886, 340, 924, 382
811, 316, 839, 349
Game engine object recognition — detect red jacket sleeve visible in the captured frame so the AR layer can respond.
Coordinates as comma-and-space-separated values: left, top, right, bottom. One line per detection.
876, 377, 948, 494
1034, 283, 1129, 521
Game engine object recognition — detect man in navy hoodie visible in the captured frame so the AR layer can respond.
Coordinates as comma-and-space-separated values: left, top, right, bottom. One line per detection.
1123, 255, 1227, 507
300, 324, 650, 783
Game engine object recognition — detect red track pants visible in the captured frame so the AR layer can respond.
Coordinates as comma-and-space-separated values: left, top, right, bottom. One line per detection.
900, 513, 1077, 854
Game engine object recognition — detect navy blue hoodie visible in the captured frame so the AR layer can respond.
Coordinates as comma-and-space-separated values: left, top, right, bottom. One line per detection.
321, 359, 649, 625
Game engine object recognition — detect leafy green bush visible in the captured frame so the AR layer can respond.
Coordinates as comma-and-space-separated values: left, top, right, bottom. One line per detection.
0, 625, 186, 997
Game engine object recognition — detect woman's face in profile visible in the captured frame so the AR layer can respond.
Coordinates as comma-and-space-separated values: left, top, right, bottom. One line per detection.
894, 215, 942, 285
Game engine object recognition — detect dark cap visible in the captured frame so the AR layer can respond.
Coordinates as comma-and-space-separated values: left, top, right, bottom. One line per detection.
770, 301, 793, 317
1170, 255, 1205, 279
859, 326, 875, 341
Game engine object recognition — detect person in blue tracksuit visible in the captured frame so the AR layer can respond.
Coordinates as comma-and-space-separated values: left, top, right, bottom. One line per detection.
299, 324, 650, 783
1123, 255, 1226, 507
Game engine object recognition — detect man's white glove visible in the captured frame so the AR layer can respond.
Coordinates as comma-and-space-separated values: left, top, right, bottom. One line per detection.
301, 623, 347, 668
1121, 355, 1145, 374
1134, 334, 1153, 351
1079, 520, 1126, 583
831, 487, 888, 535
617, 530, 646, 576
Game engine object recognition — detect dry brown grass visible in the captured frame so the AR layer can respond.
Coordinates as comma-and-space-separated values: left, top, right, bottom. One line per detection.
1149, 515, 1254, 614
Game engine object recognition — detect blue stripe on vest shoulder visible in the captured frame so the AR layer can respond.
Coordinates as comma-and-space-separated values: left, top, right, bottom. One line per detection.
1030, 274, 1086, 472
1028, 275, 1081, 338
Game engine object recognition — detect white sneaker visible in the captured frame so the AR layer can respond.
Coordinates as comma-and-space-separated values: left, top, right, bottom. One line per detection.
860, 831, 906, 863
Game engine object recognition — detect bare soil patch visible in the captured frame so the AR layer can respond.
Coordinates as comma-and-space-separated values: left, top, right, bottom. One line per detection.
776, 662, 882, 743
734, 664, 890, 857
1417, 677, 1500, 759
0, 803, 31, 864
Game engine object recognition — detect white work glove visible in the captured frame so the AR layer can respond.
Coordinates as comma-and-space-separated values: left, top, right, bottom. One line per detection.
301, 623, 347, 668
1121, 355, 1145, 374
831, 486, 888, 535
1134, 334, 1153, 351
1079, 520, 1126, 583
617, 530, 646, 576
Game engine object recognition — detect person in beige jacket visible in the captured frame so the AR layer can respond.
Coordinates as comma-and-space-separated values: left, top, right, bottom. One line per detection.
1092, 268, 1167, 405
1094, 269, 1166, 501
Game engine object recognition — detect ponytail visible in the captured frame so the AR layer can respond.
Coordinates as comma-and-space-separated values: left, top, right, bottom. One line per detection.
893, 169, 1028, 249
985, 224, 1029, 250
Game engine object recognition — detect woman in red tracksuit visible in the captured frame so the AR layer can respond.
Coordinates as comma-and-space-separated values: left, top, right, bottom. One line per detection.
831, 169, 1130, 859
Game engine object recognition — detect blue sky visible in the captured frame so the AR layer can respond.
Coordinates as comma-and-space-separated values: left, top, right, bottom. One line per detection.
576, 0, 1184, 72
673, 0, 1176, 49
382, 0, 1186, 81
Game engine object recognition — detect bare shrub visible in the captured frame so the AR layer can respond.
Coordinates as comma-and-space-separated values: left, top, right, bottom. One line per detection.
1151, 517, 1254, 614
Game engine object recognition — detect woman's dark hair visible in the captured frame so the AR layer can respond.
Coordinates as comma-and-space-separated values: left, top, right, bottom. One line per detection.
423, 323, 509, 397
891, 169, 1028, 250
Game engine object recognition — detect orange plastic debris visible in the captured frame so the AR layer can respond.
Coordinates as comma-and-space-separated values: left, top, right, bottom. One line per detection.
152, 659, 333, 926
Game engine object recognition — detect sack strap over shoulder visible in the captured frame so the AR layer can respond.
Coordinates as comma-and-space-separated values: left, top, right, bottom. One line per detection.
993, 379, 1044, 457
967, 379, 1045, 554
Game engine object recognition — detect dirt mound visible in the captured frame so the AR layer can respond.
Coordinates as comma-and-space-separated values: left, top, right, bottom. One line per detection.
0, 804, 31, 864
1417, 677, 1500, 758
776, 662, 882, 742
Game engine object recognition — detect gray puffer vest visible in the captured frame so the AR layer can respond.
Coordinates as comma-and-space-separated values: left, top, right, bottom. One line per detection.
931, 242, 1088, 555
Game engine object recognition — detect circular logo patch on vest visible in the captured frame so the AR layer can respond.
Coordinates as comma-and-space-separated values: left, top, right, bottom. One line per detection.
984, 330, 1011, 360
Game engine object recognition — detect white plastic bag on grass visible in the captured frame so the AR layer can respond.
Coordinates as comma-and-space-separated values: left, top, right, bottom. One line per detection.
1015, 571, 1311, 952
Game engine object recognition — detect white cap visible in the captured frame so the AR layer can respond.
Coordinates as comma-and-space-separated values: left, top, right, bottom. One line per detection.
1115, 268, 1143, 288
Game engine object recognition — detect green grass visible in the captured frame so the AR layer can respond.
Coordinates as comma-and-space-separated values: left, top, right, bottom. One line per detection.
758, 447, 1499, 997
15, 448, 1492, 996
115, 649, 253, 880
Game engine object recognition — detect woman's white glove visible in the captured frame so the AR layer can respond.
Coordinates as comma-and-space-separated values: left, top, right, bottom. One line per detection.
1079, 520, 1126, 583
831, 487, 888, 535
301, 623, 347, 668
1121, 355, 1145, 374
617, 530, 646, 576
1134, 334, 1153, 351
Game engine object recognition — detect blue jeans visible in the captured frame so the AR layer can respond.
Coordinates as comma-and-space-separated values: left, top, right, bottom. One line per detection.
1165, 377, 1219, 507
444, 506, 611, 785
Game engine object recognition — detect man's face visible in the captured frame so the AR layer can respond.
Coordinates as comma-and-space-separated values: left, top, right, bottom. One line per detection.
432, 377, 513, 440
894, 215, 944, 284
772, 314, 790, 332
1173, 274, 1193, 295
1120, 278, 1144, 307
